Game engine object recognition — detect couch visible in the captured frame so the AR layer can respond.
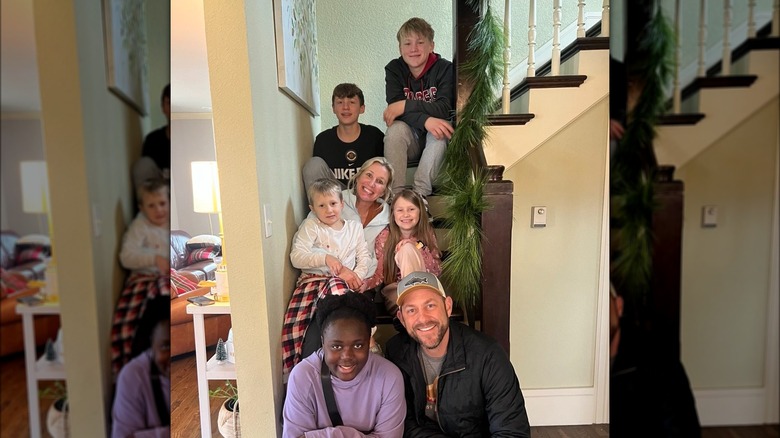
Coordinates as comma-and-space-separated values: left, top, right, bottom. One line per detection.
170, 271, 231, 357
169, 231, 229, 357
1, 231, 59, 357
1, 230, 47, 280
170, 230, 218, 282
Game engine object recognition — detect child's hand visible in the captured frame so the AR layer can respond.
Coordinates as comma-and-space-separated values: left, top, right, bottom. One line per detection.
324, 255, 343, 275
155, 255, 170, 273
338, 268, 363, 291
424, 117, 454, 140
383, 101, 406, 126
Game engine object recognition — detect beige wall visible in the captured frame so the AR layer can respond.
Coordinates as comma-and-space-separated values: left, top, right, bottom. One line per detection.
678, 98, 778, 389
203, 0, 317, 434
33, 0, 168, 434
506, 97, 609, 389
170, 117, 218, 236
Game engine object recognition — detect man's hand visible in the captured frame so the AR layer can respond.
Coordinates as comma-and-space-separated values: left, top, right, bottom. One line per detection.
424, 117, 454, 140
325, 255, 342, 275
155, 255, 170, 273
383, 101, 406, 126
338, 267, 363, 290
610, 119, 625, 141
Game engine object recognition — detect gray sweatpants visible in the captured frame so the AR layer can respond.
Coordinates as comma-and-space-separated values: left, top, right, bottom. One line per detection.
384, 121, 446, 196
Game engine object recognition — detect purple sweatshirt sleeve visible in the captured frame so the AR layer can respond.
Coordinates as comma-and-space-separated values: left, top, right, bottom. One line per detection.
111, 352, 170, 438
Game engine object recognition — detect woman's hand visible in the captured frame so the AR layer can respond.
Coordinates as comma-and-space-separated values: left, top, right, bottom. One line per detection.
338, 267, 363, 290
325, 255, 342, 275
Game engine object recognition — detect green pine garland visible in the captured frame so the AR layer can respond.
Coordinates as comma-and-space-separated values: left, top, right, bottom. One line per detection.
611, 3, 675, 302
440, 1, 503, 312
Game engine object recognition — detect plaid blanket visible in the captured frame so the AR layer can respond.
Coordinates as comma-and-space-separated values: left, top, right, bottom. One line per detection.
111, 272, 170, 378
281, 276, 349, 376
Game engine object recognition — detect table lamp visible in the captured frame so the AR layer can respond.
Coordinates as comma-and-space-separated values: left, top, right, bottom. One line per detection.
20, 161, 58, 300
191, 161, 229, 301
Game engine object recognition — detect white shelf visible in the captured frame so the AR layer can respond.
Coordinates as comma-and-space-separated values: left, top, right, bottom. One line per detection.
35, 355, 66, 380
206, 355, 236, 380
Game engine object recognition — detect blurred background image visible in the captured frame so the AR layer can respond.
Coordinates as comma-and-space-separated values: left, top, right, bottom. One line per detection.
1, 0, 169, 436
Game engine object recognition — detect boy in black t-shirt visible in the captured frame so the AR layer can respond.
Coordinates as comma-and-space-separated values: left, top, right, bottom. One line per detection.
302, 83, 385, 190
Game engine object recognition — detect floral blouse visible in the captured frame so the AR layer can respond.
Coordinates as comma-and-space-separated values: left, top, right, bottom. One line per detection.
364, 227, 441, 290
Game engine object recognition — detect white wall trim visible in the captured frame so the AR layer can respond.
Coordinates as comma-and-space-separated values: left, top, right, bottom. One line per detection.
764, 124, 780, 423
592, 133, 611, 424
693, 388, 768, 426
171, 112, 213, 119
524, 387, 597, 426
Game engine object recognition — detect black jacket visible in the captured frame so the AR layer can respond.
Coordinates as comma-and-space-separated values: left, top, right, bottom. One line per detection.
386, 322, 531, 437
384, 53, 454, 134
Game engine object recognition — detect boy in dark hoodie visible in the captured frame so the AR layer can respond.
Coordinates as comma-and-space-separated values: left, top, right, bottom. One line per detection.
383, 18, 454, 197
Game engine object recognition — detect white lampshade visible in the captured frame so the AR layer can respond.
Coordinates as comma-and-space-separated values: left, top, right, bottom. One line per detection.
20, 161, 50, 214
191, 161, 221, 213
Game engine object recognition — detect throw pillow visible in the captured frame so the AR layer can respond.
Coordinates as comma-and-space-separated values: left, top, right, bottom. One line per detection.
18, 234, 51, 246
14, 246, 47, 265
186, 234, 221, 250
0, 268, 27, 299
170, 269, 199, 298
186, 246, 220, 265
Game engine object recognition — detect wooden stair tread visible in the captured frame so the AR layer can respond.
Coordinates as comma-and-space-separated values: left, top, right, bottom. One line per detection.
680, 75, 758, 103
487, 113, 535, 126
511, 75, 588, 101
658, 113, 706, 126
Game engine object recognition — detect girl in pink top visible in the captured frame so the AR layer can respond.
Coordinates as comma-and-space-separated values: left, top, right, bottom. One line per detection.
365, 189, 441, 314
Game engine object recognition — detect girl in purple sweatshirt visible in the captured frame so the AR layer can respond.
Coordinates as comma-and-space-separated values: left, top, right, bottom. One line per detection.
283, 292, 405, 437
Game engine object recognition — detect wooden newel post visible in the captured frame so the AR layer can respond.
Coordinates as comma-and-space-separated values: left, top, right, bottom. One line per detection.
480, 165, 513, 354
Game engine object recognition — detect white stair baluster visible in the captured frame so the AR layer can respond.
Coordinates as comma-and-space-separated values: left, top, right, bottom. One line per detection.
577, 1, 586, 38
722, 0, 732, 75
552, 0, 561, 75
698, 0, 707, 77
773, 0, 780, 37
602, 0, 610, 37
503, 0, 512, 114
673, 0, 682, 114
528, 0, 537, 77
748, 0, 757, 38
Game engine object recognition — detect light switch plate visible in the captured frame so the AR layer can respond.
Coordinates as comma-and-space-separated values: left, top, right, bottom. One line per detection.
532, 206, 547, 228
702, 205, 717, 227
263, 204, 273, 237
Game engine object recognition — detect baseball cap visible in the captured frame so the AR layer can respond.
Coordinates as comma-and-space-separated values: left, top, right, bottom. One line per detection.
396, 271, 446, 306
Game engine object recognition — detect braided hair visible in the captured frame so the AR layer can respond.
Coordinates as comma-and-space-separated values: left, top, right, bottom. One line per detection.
316, 292, 377, 336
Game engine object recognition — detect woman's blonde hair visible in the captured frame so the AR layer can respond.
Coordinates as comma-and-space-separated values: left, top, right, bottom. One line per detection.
347, 157, 395, 203
382, 189, 440, 285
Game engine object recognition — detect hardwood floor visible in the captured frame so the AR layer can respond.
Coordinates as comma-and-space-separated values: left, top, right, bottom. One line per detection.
171, 347, 231, 437
3, 349, 779, 437
0, 352, 58, 438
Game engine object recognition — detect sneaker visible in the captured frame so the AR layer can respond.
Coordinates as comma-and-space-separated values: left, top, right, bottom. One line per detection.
369, 342, 384, 357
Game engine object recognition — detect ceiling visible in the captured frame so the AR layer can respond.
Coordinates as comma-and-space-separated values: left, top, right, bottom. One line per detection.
0, 0, 212, 114
170, 0, 212, 113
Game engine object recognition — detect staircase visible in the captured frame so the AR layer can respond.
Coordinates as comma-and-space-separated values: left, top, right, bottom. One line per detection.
656, 23, 780, 168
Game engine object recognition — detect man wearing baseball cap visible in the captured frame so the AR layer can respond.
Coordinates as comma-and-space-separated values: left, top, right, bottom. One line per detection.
385, 271, 530, 436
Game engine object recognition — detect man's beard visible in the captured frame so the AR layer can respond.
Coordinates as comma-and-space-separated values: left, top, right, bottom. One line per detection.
410, 319, 449, 351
